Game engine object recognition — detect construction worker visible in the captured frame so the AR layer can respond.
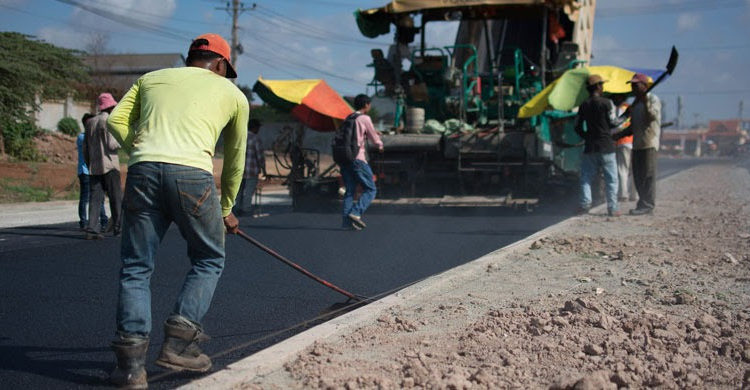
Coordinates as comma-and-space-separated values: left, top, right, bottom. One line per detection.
341, 94, 383, 230
574, 75, 622, 217
614, 73, 662, 215
610, 94, 636, 202
233, 118, 266, 217
83, 93, 122, 239
106, 33, 248, 388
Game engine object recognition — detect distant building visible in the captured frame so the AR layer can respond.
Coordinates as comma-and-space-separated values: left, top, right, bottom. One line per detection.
34, 53, 184, 132
83, 53, 184, 98
661, 128, 708, 156
706, 119, 749, 155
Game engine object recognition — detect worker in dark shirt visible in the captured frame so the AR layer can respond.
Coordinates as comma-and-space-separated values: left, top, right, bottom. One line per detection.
574, 74, 623, 217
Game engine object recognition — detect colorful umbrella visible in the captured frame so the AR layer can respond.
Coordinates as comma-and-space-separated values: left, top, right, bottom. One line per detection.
252, 77, 353, 132
517, 65, 667, 118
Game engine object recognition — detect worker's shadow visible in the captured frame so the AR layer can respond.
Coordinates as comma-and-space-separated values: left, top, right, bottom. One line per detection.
0, 342, 111, 386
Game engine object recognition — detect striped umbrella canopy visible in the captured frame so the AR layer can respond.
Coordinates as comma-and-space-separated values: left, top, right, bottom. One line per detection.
252, 77, 353, 132
518, 65, 667, 118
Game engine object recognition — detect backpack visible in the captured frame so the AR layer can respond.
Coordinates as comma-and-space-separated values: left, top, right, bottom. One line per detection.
331, 113, 361, 165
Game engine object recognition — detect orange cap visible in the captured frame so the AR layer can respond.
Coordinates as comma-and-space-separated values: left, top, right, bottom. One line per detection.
189, 33, 237, 78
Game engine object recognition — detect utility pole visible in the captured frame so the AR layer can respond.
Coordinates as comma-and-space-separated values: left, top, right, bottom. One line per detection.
740, 99, 744, 120
676, 95, 683, 130
216, 1, 255, 78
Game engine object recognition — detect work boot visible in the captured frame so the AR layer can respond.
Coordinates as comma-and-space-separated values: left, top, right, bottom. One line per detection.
348, 214, 366, 229
155, 317, 212, 372
110, 337, 148, 389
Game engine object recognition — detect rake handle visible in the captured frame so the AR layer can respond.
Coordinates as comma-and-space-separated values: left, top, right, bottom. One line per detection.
236, 229, 361, 301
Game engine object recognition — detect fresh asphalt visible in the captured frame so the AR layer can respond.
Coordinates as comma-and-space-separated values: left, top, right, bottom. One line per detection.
0, 157, 709, 388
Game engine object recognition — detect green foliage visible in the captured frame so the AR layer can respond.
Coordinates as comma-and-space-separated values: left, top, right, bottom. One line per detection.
250, 104, 295, 123
368, 106, 380, 120
0, 32, 90, 134
0, 178, 53, 203
0, 118, 42, 161
57, 117, 80, 137
238, 84, 255, 102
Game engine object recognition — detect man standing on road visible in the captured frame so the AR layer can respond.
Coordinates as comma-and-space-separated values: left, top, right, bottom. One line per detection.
76, 113, 108, 231
233, 118, 265, 217
574, 75, 621, 217
83, 93, 122, 239
106, 33, 249, 388
614, 73, 661, 215
341, 94, 383, 230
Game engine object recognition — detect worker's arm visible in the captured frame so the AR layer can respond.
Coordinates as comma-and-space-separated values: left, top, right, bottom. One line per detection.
646, 94, 661, 126
612, 127, 633, 140
643, 93, 662, 141
574, 110, 586, 140
101, 117, 121, 151
362, 115, 384, 152
220, 96, 249, 218
107, 81, 141, 153
607, 100, 627, 132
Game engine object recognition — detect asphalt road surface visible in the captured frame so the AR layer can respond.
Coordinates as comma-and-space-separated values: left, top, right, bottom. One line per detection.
0, 157, 709, 388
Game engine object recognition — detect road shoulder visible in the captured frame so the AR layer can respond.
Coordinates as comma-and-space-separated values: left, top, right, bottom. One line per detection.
185, 159, 750, 389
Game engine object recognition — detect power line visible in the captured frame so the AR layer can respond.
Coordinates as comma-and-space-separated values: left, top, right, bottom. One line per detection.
253, 5, 390, 46
597, 0, 746, 17
51, 0, 193, 42
68, 0, 225, 27
270, 0, 365, 7
596, 44, 750, 53
241, 38, 361, 84
245, 12, 383, 48
0, 3, 179, 47
658, 89, 750, 96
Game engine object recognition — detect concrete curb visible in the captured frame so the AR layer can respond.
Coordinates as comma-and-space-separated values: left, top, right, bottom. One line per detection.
182, 169, 688, 389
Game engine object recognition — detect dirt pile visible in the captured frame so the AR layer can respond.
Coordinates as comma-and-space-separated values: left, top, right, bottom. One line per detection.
243, 160, 750, 389
33, 131, 78, 164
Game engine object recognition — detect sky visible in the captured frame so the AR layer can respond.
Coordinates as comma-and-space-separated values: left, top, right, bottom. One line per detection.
1, 0, 749, 127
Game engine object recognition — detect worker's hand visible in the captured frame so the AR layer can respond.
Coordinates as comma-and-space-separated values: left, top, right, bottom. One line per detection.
378, 146, 384, 153
258, 173, 266, 181
223, 213, 239, 234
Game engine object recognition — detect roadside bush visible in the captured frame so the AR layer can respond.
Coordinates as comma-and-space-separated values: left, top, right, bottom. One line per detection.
1, 119, 42, 161
57, 117, 80, 137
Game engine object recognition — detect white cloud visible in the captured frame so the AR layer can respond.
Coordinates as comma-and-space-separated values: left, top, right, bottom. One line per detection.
676, 12, 701, 32
36, 26, 88, 50
424, 21, 459, 48
70, 0, 176, 30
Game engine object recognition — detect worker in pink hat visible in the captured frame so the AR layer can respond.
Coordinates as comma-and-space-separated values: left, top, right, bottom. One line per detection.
106, 33, 249, 387
82, 92, 122, 240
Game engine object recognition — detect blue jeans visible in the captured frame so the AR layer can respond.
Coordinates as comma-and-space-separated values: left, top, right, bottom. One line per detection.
78, 174, 107, 229
580, 152, 619, 212
341, 160, 377, 223
116, 162, 225, 338
233, 177, 258, 214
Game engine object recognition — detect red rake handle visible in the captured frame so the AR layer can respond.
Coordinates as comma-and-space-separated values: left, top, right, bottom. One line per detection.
235, 229, 361, 301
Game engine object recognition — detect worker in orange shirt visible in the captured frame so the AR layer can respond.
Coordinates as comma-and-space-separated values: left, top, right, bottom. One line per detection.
611, 94, 636, 202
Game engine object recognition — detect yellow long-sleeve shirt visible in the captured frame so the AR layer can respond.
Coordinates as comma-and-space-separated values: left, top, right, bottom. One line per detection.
107, 66, 249, 217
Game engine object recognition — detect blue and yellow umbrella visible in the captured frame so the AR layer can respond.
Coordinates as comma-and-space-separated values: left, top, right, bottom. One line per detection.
518, 66, 666, 118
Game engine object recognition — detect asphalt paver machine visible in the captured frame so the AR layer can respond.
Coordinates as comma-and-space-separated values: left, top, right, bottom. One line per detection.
355, 0, 597, 200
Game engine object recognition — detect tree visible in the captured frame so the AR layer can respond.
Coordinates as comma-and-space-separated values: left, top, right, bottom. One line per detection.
238, 84, 255, 103
0, 32, 90, 158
